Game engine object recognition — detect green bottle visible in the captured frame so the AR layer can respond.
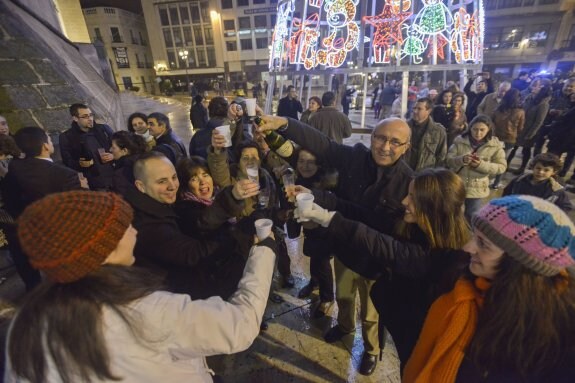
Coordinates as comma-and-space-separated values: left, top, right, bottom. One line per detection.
254, 116, 294, 158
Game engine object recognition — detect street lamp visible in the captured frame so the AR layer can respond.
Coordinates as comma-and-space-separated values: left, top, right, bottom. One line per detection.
178, 49, 189, 93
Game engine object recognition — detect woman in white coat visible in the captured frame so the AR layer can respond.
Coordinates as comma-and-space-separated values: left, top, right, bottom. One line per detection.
5, 191, 276, 383
446, 115, 507, 222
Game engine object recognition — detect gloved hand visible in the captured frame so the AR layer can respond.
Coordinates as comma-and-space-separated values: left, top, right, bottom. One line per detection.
294, 202, 335, 227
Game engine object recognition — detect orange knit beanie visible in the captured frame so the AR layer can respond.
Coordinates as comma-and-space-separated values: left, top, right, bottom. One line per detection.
17, 191, 133, 283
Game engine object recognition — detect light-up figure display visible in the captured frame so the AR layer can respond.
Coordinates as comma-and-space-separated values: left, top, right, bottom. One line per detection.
269, 0, 484, 71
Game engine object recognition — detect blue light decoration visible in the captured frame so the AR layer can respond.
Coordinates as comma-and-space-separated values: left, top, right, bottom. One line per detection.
268, 0, 484, 71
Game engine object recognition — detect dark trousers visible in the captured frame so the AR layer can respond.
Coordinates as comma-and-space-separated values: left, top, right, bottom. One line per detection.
310, 251, 334, 303
533, 124, 553, 156
507, 145, 533, 170
274, 227, 292, 278
4, 224, 41, 292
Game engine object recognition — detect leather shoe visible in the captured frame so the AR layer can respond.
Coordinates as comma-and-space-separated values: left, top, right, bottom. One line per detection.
359, 352, 378, 376
324, 325, 352, 343
281, 275, 295, 288
298, 282, 317, 298
313, 300, 335, 319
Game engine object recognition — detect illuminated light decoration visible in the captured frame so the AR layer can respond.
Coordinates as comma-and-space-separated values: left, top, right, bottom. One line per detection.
450, 8, 481, 64
269, 0, 295, 69
426, 33, 449, 60
363, 0, 412, 64
308, 0, 323, 8
270, 0, 484, 70
288, 13, 321, 69
315, 0, 360, 68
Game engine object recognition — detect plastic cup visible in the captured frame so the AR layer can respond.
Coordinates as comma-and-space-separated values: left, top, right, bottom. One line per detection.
255, 218, 273, 240
215, 125, 232, 147
97, 148, 107, 160
296, 193, 314, 222
246, 164, 259, 182
245, 98, 257, 117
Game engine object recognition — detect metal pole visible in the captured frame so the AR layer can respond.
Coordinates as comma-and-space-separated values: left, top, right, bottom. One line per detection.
401, 71, 409, 118
361, 73, 369, 128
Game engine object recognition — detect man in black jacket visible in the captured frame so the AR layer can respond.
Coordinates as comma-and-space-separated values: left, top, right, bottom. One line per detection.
59, 103, 115, 190
257, 115, 414, 376
126, 152, 221, 297
147, 112, 187, 164
276, 85, 303, 119
464, 73, 494, 121
2, 126, 84, 290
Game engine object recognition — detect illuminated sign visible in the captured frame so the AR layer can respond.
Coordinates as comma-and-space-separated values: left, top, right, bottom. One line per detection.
269, 0, 484, 71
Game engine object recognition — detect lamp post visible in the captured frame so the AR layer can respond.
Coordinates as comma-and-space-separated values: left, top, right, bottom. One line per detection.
178, 49, 189, 94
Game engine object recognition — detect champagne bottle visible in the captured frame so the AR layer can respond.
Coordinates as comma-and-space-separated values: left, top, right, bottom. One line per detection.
254, 116, 294, 158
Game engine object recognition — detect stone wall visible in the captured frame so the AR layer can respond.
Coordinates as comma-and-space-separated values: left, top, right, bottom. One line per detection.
0, 1, 123, 134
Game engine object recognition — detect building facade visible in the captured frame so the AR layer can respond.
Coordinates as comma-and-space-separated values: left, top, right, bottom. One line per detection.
141, 0, 277, 91
483, 0, 575, 78
82, 6, 156, 93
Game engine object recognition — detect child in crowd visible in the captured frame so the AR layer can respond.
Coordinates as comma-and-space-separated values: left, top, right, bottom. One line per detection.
446, 115, 507, 222
503, 152, 572, 212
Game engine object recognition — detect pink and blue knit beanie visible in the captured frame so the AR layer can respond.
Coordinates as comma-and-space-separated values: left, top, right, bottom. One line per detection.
472, 195, 575, 276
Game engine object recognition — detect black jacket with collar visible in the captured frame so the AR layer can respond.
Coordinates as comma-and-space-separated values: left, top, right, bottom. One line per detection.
125, 188, 222, 296
153, 130, 187, 164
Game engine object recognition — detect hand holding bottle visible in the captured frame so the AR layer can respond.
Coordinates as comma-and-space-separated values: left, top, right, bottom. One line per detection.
255, 115, 288, 133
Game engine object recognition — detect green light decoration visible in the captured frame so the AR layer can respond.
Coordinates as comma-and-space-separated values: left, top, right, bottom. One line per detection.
418, 3, 448, 34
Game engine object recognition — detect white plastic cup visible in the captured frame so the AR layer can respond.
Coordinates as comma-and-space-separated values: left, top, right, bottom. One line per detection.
246, 164, 259, 182
255, 218, 273, 240
215, 125, 232, 147
245, 98, 257, 117
296, 193, 314, 222
97, 148, 107, 160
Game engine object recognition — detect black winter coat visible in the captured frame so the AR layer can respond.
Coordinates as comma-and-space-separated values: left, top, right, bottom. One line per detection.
125, 188, 223, 298
190, 102, 208, 131
325, 212, 467, 367
282, 118, 413, 234
153, 130, 187, 164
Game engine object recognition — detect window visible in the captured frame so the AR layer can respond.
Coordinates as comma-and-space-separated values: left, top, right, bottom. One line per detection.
254, 15, 266, 28
167, 51, 177, 68
240, 38, 253, 50
159, 7, 170, 26
221, 0, 233, 9
223, 20, 235, 31
526, 24, 550, 48
180, 5, 190, 24
237, 0, 249, 6
500, 27, 523, 49
173, 28, 183, 46
197, 49, 207, 66
238, 17, 251, 30
139, 31, 147, 45
200, 2, 208, 20
256, 37, 268, 49
183, 27, 193, 44
191, 6, 201, 24
254, 0, 265, 3
94, 27, 102, 41
130, 30, 137, 44
271, 14, 277, 27
206, 47, 216, 65
169, 6, 180, 25
193, 26, 204, 45
163, 29, 173, 47
204, 27, 213, 44
110, 27, 122, 43
226, 41, 238, 51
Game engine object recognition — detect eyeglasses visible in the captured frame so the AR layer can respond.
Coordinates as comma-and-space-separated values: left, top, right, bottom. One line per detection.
77, 114, 94, 119
372, 134, 409, 148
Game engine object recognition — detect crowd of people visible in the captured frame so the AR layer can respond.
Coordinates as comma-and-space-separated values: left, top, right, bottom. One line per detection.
0, 68, 574, 382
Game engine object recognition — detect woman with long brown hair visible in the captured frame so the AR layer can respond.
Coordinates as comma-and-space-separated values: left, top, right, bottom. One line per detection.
295, 168, 470, 369
5, 191, 277, 383
404, 195, 575, 382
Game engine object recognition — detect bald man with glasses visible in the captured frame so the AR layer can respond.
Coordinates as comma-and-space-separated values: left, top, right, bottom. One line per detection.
59, 103, 115, 190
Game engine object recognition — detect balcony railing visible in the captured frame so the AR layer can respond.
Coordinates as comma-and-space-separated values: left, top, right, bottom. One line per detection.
137, 62, 145, 68
111, 35, 123, 43
132, 38, 139, 44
